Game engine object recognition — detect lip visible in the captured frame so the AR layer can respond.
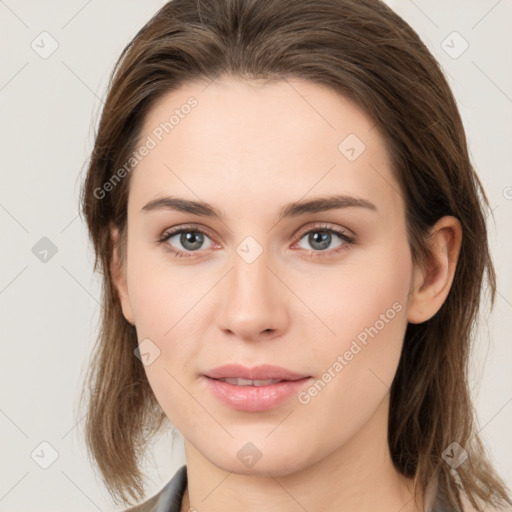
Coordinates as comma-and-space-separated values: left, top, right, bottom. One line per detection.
202, 376, 313, 412
202, 364, 310, 381
201, 364, 313, 412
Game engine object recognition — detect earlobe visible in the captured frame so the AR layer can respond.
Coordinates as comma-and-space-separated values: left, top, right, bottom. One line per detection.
109, 224, 135, 325
407, 216, 462, 324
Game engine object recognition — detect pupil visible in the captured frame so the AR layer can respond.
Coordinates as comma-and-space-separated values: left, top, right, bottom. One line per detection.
181, 231, 203, 250
310, 231, 330, 250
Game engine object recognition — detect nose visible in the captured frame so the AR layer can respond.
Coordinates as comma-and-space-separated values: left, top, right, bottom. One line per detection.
215, 246, 290, 342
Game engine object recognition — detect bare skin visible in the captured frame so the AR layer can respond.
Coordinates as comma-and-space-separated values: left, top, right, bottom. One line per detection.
110, 76, 462, 512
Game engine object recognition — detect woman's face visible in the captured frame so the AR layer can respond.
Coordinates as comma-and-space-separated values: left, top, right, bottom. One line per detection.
114, 76, 416, 475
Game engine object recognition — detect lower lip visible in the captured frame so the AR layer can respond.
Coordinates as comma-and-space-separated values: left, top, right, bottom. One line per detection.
203, 376, 312, 412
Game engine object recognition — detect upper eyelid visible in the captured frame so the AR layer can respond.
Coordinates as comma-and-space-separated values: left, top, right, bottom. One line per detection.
162, 223, 215, 241
294, 223, 353, 238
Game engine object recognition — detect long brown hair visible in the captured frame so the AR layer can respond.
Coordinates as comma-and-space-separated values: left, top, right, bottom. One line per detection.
78, 0, 512, 509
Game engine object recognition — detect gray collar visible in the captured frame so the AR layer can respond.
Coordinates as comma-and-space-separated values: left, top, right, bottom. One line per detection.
123, 465, 187, 512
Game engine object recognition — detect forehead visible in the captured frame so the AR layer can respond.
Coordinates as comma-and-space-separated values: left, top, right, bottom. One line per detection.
129, 76, 403, 220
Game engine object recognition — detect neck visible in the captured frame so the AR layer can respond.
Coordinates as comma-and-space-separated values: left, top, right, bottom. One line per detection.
180, 395, 425, 512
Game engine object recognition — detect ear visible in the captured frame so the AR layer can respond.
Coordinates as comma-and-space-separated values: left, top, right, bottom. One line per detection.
110, 223, 135, 325
407, 216, 462, 324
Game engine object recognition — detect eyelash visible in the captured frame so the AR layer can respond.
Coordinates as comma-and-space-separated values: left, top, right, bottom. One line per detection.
156, 223, 356, 258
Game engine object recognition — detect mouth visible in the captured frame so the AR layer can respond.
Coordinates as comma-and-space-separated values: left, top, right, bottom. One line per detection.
202, 363, 311, 382
202, 372, 313, 412
211, 377, 297, 386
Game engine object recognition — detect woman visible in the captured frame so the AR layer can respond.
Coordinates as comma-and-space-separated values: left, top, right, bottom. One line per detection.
79, 0, 512, 511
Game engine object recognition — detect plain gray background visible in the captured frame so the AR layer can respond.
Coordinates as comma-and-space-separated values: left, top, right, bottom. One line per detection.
0, 1, 511, 510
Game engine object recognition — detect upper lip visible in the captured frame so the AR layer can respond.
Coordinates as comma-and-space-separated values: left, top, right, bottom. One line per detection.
202, 364, 310, 381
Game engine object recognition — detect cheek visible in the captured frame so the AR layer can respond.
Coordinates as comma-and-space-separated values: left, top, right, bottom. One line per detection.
300, 237, 412, 395
292, 254, 411, 452
125, 244, 188, 332
124, 247, 205, 400
294, 233, 412, 343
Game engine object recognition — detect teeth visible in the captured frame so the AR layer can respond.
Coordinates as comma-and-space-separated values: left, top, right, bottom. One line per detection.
219, 378, 284, 386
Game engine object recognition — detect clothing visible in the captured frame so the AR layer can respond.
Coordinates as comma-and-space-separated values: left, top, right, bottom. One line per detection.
123, 465, 187, 512
122, 464, 457, 512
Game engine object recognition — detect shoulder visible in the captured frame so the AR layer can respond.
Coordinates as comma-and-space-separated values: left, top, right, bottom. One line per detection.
119, 465, 188, 512
122, 493, 160, 512
459, 492, 511, 512
426, 477, 508, 512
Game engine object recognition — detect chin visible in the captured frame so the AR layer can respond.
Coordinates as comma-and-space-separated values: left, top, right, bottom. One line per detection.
202, 436, 319, 477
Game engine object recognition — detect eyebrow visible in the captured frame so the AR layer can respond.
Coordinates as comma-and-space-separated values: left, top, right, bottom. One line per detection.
141, 194, 377, 221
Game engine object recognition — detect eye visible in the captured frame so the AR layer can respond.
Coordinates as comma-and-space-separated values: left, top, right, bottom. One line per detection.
157, 223, 356, 259
293, 224, 356, 256
157, 225, 215, 257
